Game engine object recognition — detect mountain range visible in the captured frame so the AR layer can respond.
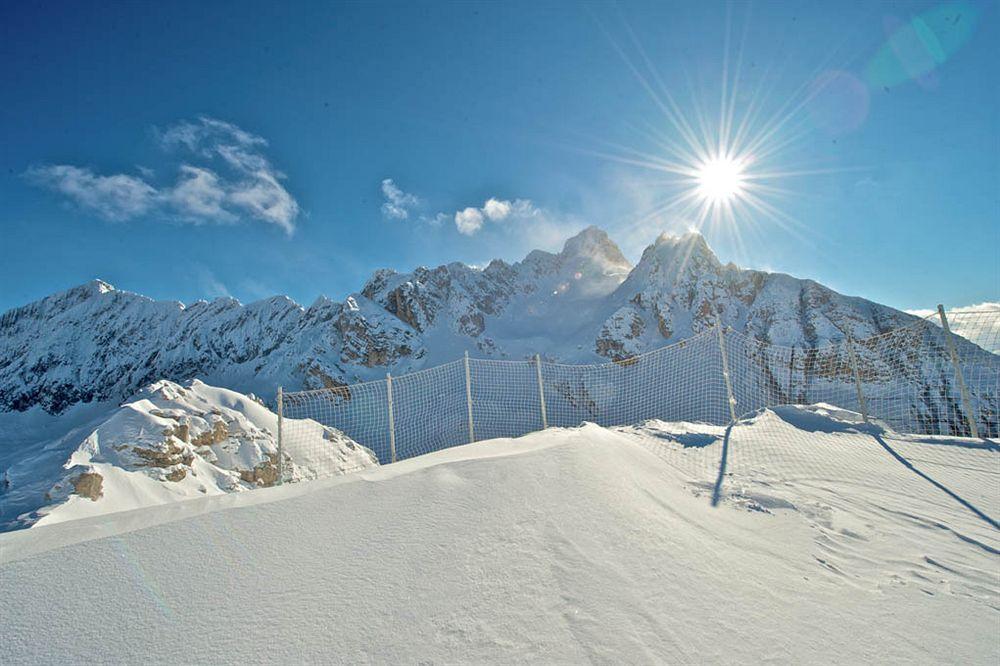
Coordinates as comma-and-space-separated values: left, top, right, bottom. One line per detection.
0, 227, 920, 415
0, 227, 993, 530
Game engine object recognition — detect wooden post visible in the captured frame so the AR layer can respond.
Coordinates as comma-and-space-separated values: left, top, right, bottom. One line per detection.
464, 351, 475, 443
937, 305, 979, 438
844, 333, 869, 423
535, 354, 548, 429
276, 386, 284, 484
386, 373, 397, 462
716, 321, 738, 424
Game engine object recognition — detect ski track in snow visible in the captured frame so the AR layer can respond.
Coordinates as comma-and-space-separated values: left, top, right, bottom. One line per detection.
0, 408, 998, 664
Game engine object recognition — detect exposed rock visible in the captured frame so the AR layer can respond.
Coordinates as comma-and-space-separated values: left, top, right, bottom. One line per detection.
72, 472, 103, 501
303, 365, 352, 399
165, 467, 187, 482
192, 420, 228, 447
130, 439, 195, 468
239, 454, 279, 487
168, 423, 190, 443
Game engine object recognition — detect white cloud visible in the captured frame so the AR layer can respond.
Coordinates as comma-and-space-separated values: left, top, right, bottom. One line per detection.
418, 212, 450, 226
483, 197, 512, 221
451, 197, 541, 235
25, 165, 157, 221
159, 116, 265, 156
168, 165, 233, 221
905, 302, 1000, 318
373, 180, 546, 237
228, 170, 299, 234
380, 178, 420, 220
27, 116, 300, 234
194, 266, 232, 300
455, 207, 484, 235
907, 302, 1000, 353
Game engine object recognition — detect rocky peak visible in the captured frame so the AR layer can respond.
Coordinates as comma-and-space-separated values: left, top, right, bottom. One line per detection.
645, 231, 719, 267
560, 226, 632, 274
0, 225, 967, 423
621, 231, 722, 290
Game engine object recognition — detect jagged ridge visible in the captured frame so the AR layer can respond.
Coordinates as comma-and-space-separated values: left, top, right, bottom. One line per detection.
0, 226, 969, 417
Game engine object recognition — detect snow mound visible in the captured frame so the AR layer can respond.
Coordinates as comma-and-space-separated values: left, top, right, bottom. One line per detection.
4, 379, 377, 530
0, 406, 996, 663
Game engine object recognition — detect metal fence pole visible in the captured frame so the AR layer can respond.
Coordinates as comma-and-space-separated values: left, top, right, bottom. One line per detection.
276, 386, 284, 485
386, 373, 397, 462
937, 305, 979, 438
716, 321, 738, 423
464, 351, 475, 443
844, 333, 869, 423
535, 353, 548, 429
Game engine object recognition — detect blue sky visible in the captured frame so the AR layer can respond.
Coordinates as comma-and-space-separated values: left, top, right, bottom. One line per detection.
1, 0, 996, 314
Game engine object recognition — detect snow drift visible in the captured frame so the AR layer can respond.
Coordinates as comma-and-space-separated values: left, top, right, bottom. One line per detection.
1, 379, 377, 531
1, 406, 996, 663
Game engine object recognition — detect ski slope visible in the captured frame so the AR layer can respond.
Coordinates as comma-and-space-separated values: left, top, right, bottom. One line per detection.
1, 406, 997, 664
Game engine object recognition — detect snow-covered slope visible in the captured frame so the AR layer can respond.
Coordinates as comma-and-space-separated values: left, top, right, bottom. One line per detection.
0, 379, 377, 531
0, 227, 934, 416
1, 409, 996, 663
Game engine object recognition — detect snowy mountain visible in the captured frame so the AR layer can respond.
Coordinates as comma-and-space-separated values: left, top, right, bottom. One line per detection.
1, 379, 377, 531
0, 227, 936, 416
0, 227, 994, 531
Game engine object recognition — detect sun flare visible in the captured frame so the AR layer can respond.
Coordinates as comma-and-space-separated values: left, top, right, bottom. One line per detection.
695, 156, 746, 204
579, 4, 864, 265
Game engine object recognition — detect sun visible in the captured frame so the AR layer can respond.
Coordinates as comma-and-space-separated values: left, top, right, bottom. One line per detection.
578, 3, 860, 263
695, 156, 746, 204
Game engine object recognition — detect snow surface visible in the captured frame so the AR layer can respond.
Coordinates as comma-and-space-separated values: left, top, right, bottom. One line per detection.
1, 406, 996, 664
1, 379, 377, 531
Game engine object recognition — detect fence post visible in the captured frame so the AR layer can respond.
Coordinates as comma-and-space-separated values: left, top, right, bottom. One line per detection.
844, 333, 869, 423
464, 351, 475, 443
716, 321, 738, 423
386, 373, 397, 462
788, 347, 796, 405
276, 386, 284, 485
937, 305, 979, 438
535, 353, 548, 429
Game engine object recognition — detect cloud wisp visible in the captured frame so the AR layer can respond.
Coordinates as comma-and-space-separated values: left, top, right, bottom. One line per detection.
378, 178, 543, 237
452, 197, 540, 236
26, 117, 300, 234
379, 179, 420, 220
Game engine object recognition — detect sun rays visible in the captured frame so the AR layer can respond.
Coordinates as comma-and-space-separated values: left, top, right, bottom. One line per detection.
581, 3, 868, 266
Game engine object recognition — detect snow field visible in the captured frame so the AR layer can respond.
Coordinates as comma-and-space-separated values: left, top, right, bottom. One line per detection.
0, 408, 997, 664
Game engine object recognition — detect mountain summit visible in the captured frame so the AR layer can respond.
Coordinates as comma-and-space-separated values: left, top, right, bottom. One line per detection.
1, 227, 918, 415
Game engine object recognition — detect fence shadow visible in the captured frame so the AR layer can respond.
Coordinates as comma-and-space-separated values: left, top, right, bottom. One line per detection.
710, 422, 733, 508
906, 436, 1000, 452
870, 433, 999, 531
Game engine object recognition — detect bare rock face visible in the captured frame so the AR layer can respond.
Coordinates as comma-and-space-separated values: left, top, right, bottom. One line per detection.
595, 308, 647, 362
71, 471, 104, 501
334, 297, 420, 368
